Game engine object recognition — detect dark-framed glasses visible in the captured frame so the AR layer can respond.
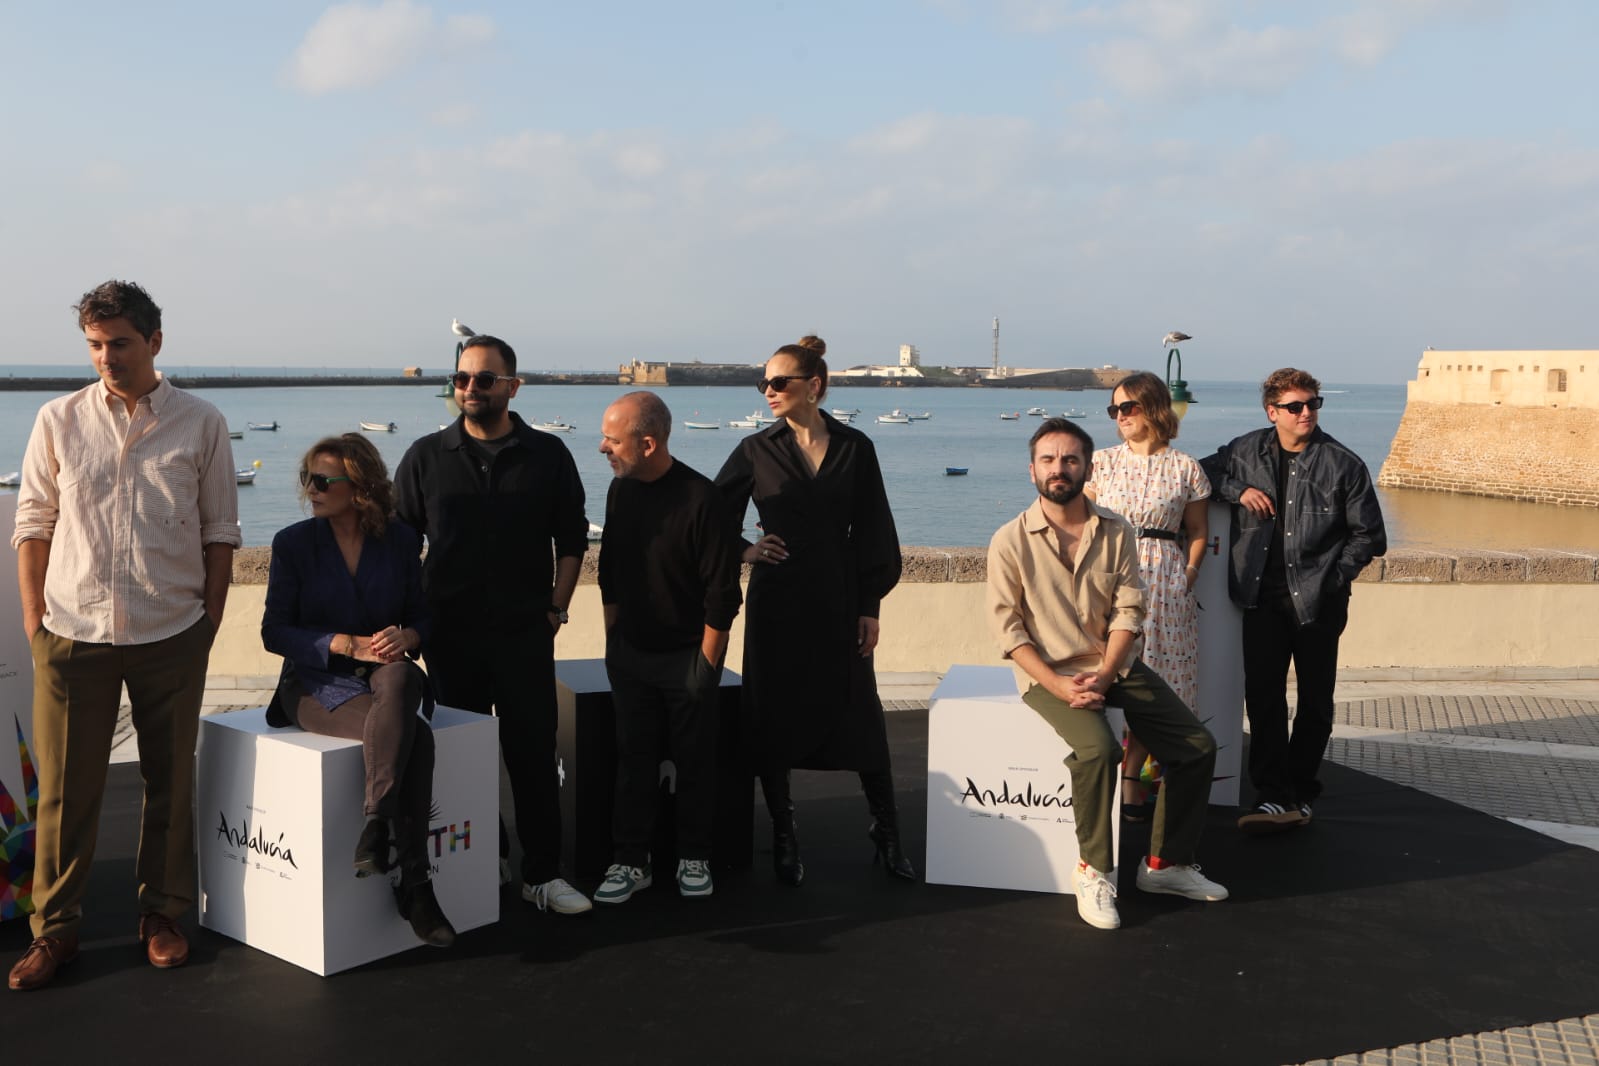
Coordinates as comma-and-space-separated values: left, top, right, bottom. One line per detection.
1106, 400, 1143, 419
1270, 396, 1325, 415
300, 471, 352, 492
451, 370, 518, 390
756, 374, 814, 394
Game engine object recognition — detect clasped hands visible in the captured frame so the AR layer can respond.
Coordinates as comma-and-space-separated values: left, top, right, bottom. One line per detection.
1052, 670, 1110, 710
339, 626, 418, 665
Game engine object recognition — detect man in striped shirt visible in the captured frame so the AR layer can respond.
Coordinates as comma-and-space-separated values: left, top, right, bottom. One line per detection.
8, 280, 240, 992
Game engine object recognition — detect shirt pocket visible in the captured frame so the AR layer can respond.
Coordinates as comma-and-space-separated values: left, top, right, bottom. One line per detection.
139, 457, 198, 523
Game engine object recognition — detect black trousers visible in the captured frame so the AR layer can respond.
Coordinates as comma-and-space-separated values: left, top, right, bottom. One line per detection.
427, 623, 562, 884
605, 634, 721, 867
1241, 586, 1350, 807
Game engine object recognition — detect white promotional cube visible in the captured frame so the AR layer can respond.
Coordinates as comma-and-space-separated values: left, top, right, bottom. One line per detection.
925, 665, 1123, 895
196, 705, 499, 976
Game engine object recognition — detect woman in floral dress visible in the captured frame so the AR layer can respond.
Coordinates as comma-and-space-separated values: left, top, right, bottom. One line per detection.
1085, 372, 1211, 820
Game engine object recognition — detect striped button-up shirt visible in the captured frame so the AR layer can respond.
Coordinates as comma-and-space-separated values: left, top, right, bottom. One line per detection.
12, 376, 242, 645
986, 498, 1146, 695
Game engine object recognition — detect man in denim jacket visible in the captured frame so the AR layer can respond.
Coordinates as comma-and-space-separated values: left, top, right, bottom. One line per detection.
1201, 368, 1386, 833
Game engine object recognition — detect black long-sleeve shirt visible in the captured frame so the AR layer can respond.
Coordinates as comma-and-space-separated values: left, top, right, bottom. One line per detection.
394, 413, 588, 631
599, 459, 742, 652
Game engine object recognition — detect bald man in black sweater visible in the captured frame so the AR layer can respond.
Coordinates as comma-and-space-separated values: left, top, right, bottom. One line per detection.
594, 392, 743, 902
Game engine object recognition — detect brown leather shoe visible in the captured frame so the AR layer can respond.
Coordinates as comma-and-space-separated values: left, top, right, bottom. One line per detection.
138, 913, 190, 969
9, 935, 79, 991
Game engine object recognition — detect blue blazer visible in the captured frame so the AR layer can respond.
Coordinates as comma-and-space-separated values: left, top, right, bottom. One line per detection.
262, 517, 429, 714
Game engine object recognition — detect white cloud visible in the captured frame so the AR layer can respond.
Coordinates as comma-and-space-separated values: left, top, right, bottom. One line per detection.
286, 1, 496, 95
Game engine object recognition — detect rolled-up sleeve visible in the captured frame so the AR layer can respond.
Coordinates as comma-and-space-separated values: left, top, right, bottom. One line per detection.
197, 411, 242, 548
1106, 526, 1146, 636
986, 526, 1033, 660
12, 407, 59, 547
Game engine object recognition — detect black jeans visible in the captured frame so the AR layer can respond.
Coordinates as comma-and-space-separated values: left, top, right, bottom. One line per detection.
1241, 586, 1350, 807
605, 633, 721, 867
428, 623, 562, 884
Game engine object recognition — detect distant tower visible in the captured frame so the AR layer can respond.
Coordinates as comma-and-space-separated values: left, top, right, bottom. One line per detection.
899, 344, 920, 368
992, 317, 1000, 374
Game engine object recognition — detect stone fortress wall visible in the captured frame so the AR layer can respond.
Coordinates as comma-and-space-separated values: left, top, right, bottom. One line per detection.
1379, 350, 1599, 507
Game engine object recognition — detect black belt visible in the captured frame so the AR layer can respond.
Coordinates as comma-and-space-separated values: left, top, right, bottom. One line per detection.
1133, 527, 1180, 541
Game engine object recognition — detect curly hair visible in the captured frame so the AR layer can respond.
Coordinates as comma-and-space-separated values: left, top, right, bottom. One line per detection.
74, 279, 162, 339
1260, 367, 1321, 408
298, 433, 394, 538
1112, 371, 1182, 443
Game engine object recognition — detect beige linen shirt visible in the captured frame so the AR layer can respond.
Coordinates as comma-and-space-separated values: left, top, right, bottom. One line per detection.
12, 376, 242, 645
986, 498, 1146, 695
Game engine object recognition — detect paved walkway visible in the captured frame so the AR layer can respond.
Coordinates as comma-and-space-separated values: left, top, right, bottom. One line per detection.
113, 672, 1599, 1066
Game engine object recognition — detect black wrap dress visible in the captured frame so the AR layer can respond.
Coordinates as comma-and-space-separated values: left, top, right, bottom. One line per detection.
715, 413, 902, 771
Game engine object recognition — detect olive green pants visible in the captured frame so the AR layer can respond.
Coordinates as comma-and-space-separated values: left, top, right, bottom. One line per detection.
1023, 659, 1217, 874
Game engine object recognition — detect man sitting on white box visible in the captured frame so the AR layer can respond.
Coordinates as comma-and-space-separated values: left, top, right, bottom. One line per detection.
985, 417, 1227, 931
593, 392, 742, 902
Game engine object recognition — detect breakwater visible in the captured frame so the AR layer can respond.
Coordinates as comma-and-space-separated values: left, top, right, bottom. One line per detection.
0, 372, 620, 391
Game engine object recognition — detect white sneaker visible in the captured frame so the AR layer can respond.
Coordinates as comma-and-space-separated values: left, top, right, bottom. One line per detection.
593, 864, 652, 905
522, 876, 594, 913
1073, 864, 1120, 930
1136, 859, 1229, 901
676, 859, 713, 898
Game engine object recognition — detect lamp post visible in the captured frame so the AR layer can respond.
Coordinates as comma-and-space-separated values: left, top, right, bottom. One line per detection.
1162, 331, 1195, 420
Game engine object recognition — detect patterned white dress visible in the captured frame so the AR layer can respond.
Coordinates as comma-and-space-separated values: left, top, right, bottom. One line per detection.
1088, 443, 1210, 712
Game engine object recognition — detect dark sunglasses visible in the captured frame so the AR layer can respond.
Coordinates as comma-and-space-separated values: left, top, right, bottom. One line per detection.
756, 374, 814, 394
1106, 400, 1143, 419
451, 370, 518, 390
1270, 396, 1325, 415
300, 471, 352, 492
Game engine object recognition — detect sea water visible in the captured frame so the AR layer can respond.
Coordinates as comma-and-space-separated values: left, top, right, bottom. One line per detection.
2, 377, 1596, 552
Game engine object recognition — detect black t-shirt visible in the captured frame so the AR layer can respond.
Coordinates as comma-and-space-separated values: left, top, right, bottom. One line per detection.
598, 460, 743, 652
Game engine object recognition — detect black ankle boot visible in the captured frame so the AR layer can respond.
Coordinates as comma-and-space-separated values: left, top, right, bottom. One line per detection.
395, 879, 456, 947
772, 810, 805, 887
353, 817, 391, 878
861, 771, 917, 881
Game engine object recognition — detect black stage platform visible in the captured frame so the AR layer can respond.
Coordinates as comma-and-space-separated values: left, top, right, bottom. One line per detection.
7, 711, 1599, 1065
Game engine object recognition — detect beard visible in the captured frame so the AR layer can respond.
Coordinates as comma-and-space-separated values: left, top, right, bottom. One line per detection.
1035, 473, 1084, 505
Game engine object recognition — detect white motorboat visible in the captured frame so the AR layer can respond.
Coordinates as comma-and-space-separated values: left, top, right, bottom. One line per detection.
0, 472, 20, 488
684, 420, 720, 430
876, 410, 911, 425
907, 411, 932, 421
831, 407, 860, 417
727, 418, 759, 428
360, 420, 397, 433
588, 522, 604, 543
751, 411, 777, 424
247, 421, 279, 431
1026, 406, 1047, 416
535, 420, 575, 433
235, 468, 257, 485
999, 412, 1021, 421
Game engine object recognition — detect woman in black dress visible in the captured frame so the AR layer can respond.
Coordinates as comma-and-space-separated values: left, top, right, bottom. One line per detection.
715, 335, 914, 885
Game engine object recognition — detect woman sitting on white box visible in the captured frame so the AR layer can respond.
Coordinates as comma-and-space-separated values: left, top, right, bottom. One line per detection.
261, 433, 455, 947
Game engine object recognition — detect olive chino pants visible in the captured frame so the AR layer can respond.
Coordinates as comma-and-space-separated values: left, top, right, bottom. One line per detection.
1024, 659, 1218, 875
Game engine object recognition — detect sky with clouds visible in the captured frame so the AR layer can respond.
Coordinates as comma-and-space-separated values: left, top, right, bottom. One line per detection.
3, 1, 1596, 383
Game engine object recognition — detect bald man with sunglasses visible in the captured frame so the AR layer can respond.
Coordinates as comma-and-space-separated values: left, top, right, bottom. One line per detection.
1200, 368, 1385, 834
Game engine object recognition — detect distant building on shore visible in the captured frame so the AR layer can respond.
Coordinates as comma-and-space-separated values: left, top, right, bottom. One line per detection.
1380, 350, 1599, 507
617, 347, 1130, 389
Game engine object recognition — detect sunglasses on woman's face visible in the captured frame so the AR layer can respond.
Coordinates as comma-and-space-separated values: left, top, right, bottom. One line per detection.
451, 370, 517, 391
300, 471, 352, 492
756, 374, 814, 394
1270, 396, 1325, 415
1106, 400, 1142, 419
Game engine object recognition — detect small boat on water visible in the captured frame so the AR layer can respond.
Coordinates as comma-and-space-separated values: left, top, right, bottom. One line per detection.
360, 421, 397, 433
228, 430, 243, 439
684, 420, 720, 430
236, 460, 262, 485
751, 411, 777, 424
1061, 409, 1088, 419
999, 412, 1021, 421
876, 410, 911, 425
1026, 406, 1047, 416
588, 522, 604, 543
907, 411, 932, 421
0, 472, 20, 488
248, 421, 278, 431
832, 412, 855, 424
831, 408, 860, 417
535, 420, 574, 433
945, 467, 969, 477
727, 418, 759, 428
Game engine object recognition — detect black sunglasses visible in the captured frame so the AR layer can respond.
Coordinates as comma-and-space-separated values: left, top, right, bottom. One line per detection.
300, 471, 352, 492
1106, 400, 1143, 418
1270, 396, 1325, 414
451, 370, 518, 390
756, 374, 814, 394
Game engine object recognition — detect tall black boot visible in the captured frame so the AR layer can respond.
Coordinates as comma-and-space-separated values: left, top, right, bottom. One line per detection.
860, 770, 917, 882
761, 770, 804, 887
393, 817, 457, 947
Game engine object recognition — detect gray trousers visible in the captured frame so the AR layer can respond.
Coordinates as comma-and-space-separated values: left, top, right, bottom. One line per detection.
1024, 659, 1218, 874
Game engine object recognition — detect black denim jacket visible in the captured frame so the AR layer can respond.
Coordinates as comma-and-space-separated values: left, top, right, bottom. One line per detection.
1200, 426, 1386, 625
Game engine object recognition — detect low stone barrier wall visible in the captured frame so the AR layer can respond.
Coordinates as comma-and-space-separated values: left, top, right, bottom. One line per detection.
217, 546, 1599, 681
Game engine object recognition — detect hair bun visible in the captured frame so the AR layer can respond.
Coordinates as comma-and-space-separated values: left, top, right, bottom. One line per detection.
797, 335, 826, 355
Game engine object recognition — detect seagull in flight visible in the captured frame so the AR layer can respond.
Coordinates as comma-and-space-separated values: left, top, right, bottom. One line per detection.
1162, 331, 1191, 347
452, 318, 477, 338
